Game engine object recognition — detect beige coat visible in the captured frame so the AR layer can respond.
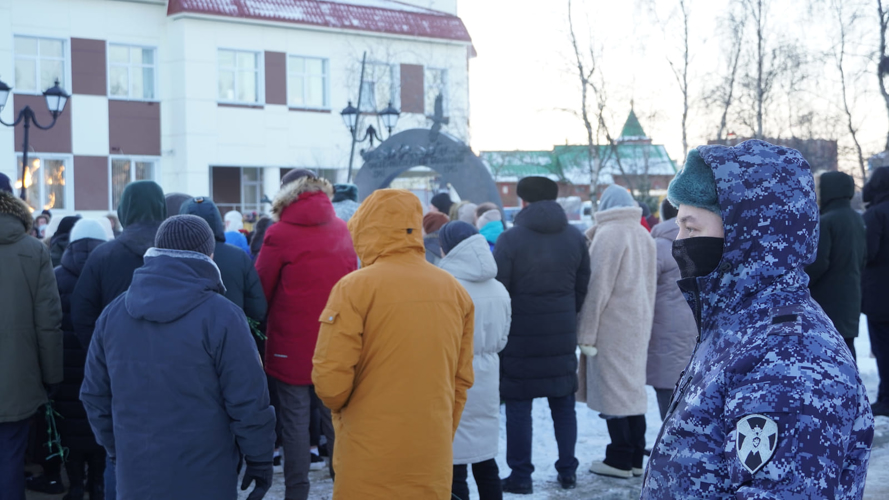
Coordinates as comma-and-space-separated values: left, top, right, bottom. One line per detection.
577, 206, 656, 416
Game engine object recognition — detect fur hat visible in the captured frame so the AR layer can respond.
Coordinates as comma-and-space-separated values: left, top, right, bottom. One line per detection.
517, 176, 559, 203
440, 221, 479, 255
155, 215, 215, 257
423, 212, 449, 234
333, 183, 359, 203
271, 176, 334, 222
0, 190, 33, 232
281, 169, 317, 187
667, 149, 721, 215
70, 219, 110, 243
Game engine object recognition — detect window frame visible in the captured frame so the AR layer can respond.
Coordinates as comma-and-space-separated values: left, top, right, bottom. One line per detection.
12, 34, 71, 95
106, 42, 159, 102
14, 153, 75, 212
107, 155, 161, 210
424, 66, 449, 116
360, 62, 398, 113
217, 48, 264, 105
286, 54, 330, 110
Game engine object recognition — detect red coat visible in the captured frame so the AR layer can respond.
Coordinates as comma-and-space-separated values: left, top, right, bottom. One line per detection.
256, 179, 357, 386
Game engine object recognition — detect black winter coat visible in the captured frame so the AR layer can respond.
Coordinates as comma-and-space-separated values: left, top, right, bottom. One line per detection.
180, 197, 267, 322
806, 172, 867, 338
494, 201, 591, 400
863, 167, 889, 321
71, 221, 162, 348
54, 238, 105, 453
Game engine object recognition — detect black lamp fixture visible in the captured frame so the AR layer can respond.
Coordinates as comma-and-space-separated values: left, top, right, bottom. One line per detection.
341, 99, 400, 181
0, 78, 70, 202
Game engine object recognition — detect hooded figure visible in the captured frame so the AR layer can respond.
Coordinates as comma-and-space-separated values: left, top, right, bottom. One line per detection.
863, 166, 889, 416
476, 203, 504, 250
312, 189, 475, 500
223, 210, 251, 257
50, 215, 82, 267
641, 141, 873, 500
805, 171, 867, 358
332, 183, 360, 222
80, 215, 277, 500
53, 219, 109, 500
0, 189, 63, 499
439, 224, 512, 500
577, 184, 657, 478
179, 197, 267, 323
72, 180, 166, 350
255, 176, 356, 500
494, 176, 590, 493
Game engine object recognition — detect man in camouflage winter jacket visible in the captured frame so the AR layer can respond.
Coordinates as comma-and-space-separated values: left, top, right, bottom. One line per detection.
641, 140, 874, 499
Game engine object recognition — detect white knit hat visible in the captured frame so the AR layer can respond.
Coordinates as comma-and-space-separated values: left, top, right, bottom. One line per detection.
70, 219, 110, 243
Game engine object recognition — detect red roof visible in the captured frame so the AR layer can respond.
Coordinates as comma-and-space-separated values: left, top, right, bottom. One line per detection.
167, 0, 472, 43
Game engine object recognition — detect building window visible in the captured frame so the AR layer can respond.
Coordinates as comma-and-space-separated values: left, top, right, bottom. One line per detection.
425, 67, 448, 115
14, 36, 67, 94
16, 155, 71, 211
211, 166, 264, 215
360, 63, 396, 112
218, 50, 260, 103
288, 56, 328, 109
110, 157, 157, 209
108, 44, 157, 100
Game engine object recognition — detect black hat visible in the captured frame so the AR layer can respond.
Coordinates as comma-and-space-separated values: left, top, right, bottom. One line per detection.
517, 176, 559, 203
431, 192, 453, 214
281, 169, 317, 186
155, 215, 215, 256
0, 173, 11, 194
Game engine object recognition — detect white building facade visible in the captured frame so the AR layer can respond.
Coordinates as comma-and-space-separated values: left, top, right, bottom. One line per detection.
0, 0, 473, 216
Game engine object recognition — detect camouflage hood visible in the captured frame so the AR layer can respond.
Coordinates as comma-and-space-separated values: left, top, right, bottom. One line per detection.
693, 140, 819, 333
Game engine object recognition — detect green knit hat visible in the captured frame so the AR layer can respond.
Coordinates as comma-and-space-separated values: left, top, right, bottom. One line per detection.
667, 149, 721, 215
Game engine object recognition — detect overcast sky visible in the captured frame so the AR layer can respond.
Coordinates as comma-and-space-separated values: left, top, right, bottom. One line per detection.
458, 0, 888, 172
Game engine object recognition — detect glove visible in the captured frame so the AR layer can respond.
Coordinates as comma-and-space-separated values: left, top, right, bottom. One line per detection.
240, 460, 273, 500
580, 345, 598, 357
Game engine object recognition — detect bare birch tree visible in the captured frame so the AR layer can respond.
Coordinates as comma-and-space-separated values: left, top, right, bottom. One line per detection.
831, 0, 868, 181
878, 0, 889, 150
568, 0, 603, 206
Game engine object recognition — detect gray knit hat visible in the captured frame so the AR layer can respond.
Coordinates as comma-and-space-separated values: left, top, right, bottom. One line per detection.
155, 215, 215, 256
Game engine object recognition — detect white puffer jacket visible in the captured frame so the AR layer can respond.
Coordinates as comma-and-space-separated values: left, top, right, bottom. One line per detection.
439, 234, 511, 464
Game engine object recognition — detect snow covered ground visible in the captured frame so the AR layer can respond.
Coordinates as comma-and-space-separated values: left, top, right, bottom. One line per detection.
239, 315, 889, 500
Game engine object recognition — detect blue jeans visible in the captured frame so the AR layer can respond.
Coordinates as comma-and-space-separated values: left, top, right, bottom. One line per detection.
504, 394, 578, 482
105, 455, 117, 500
0, 419, 30, 500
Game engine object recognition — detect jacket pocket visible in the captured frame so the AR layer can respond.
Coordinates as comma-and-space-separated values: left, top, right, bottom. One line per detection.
319, 310, 339, 324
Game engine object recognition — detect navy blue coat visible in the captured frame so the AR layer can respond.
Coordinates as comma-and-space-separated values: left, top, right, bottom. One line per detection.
54, 238, 105, 453
71, 221, 161, 349
180, 197, 267, 322
642, 140, 873, 499
862, 166, 889, 322
80, 249, 276, 500
494, 200, 590, 400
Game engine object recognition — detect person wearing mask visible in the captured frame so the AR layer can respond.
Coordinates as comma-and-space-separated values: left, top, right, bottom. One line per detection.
54, 219, 109, 500
332, 183, 360, 222
423, 211, 449, 265
80, 215, 276, 500
641, 142, 873, 499
223, 210, 252, 256
577, 185, 657, 479
805, 171, 867, 361
646, 201, 697, 421
430, 192, 454, 215
312, 189, 475, 499
494, 176, 590, 493
0, 175, 63, 500
179, 197, 267, 324
255, 175, 357, 500
32, 213, 50, 239
71, 180, 167, 500
50, 215, 82, 267
863, 166, 889, 417
476, 203, 504, 251
438, 221, 511, 500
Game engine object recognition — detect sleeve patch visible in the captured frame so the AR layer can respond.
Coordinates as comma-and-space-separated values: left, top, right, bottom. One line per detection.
736, 414, 779, 474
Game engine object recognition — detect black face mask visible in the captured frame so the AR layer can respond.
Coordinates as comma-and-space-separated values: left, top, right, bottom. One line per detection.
672, 237, 725, 279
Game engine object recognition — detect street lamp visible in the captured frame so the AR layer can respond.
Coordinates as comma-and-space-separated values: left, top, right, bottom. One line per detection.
341, 100, 400, 182
0, 78, 70, 202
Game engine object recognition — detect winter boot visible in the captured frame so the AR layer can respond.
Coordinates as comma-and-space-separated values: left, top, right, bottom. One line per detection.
63, 458, 85, 500
589, 461, 633, 479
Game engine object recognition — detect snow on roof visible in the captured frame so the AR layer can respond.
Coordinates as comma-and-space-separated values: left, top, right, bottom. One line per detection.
167, 0, 473, 42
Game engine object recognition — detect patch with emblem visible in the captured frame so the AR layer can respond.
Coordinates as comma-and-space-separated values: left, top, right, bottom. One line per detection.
736, 414, 779, 474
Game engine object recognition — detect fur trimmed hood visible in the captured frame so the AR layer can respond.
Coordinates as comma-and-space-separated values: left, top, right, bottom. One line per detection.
271, 176, 333, 222
0, 191, 34, 234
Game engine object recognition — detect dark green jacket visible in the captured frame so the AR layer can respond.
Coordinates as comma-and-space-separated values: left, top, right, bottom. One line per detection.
806, 171, 867, 339
0, 191, 63, 423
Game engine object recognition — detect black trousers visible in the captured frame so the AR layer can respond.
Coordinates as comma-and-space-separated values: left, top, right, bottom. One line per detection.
604, 415, 646, 471
870, 319, 889, 404
452, 459, 501, 500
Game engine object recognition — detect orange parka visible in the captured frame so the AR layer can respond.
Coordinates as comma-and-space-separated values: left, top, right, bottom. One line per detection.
312, 189, 475, 499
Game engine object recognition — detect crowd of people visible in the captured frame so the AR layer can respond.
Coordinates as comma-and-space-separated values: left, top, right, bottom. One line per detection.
0, 138, 887, 500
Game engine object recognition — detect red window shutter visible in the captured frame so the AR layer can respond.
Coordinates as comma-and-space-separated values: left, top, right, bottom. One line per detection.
400, 64, 424, 114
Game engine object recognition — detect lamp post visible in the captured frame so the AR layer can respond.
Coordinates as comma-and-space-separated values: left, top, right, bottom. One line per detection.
341, 100, 400, 182
0, 78, 70, 202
